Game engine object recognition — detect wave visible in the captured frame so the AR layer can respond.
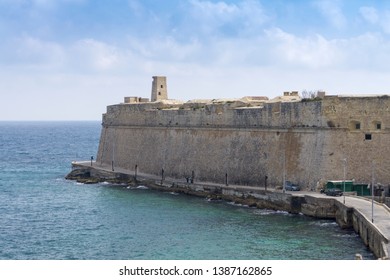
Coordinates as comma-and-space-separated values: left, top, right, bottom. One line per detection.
227, 201, 250, 208
125, 185, 148, 190
253, 209, 290, 216
205, 197, 222, 202
309, 221, 338, 227
169, 192, 179, 196
334, 232, 359, 238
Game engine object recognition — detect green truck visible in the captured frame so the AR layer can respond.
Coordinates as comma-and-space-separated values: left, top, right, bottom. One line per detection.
325, 181, 371, 196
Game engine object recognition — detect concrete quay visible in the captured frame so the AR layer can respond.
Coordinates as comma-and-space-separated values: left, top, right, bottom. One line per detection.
67, 161, 390, 259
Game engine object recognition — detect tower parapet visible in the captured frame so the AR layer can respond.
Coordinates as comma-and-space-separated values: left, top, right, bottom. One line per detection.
151, 76, 168, 102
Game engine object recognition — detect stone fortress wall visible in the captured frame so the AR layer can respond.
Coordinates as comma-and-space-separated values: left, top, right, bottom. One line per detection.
96, 77, 390, 190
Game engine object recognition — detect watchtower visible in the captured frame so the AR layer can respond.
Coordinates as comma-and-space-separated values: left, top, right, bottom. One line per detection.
151, 76, 168, 102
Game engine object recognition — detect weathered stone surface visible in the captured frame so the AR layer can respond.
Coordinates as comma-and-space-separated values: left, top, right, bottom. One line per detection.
96, 95, 390, 190
65, 166, 136, 185
65, 168, 91, 180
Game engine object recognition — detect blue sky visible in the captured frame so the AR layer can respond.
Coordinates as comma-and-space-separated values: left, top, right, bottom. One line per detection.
1, 0, 390, 120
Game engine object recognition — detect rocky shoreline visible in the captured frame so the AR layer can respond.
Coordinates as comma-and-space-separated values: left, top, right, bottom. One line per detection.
65, 166, 303, 213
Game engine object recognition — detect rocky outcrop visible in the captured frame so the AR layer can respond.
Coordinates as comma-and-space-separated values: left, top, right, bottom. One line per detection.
65, 165, 136, 185
65, 168, 99, 184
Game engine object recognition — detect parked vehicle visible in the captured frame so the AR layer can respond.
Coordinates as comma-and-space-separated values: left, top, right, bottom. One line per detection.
324, 188, 343, 196
285, 181, 300, 191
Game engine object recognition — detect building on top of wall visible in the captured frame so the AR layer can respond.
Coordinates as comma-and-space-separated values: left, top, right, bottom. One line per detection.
151, 76, 168, 102
123, 97, 150, 104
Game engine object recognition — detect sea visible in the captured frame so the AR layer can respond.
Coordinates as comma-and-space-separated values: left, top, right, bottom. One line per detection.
0, 121, 375, 260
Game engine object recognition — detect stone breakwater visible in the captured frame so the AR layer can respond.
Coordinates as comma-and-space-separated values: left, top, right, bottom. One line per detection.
66, 163, 389, 259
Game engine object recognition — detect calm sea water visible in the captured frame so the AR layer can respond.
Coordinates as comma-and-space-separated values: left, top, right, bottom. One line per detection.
0, 121, 374, 260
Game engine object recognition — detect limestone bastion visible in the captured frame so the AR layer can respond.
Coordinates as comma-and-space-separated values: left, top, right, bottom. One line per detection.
96, 76, 390, 191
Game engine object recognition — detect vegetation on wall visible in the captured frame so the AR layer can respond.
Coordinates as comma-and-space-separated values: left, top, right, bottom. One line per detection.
301, 90, 323, 102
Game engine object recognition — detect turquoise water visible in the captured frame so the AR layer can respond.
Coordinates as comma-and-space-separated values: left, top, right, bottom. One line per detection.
0, 122, 374, 259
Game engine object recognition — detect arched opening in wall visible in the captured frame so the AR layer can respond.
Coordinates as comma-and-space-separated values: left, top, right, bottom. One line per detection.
158, 92, 161, 96
349, 120, 361, 131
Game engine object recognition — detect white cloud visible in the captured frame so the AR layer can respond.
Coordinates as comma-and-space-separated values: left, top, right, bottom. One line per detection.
6, 25, 390, 84
31, 0, 56, 7
11, 36, 66, 68
32, 0, 86, 7
3, 36, 132, 73
4, 1, 390, 120
265, 28, 342, 68
127, 36, 202, 63
3, 28, 390, 120
127, 0, 144, 15
359, 6, 379, 24
188, 0, 268, 35
0, 0, 25, 6
379, 11, 390, 34
72, 39, 124, 71
266, 28, 390, 72
190, 0, 241, 19
341, 32, 390, 70
0, 0, 85, 9
358, 6, 390, 35
314, 0, 347, 29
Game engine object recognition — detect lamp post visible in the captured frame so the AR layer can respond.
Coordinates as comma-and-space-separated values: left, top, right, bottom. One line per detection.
371, 161, 375, 223
111, 141, 115, 171
342, 158, 347, 204
283, 150, 286, 194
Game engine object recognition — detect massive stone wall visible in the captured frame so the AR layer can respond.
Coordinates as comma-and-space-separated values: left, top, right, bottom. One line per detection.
320, 96, 390, 187
97, 125, 326, 187
96, 95, 390, 189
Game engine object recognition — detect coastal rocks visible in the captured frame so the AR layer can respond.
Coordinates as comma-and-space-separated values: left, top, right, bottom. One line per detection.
65, 168, 96, 184
65, 166, 136, 185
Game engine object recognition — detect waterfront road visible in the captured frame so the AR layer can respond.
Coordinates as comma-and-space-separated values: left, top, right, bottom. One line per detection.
333, 195, 390, 256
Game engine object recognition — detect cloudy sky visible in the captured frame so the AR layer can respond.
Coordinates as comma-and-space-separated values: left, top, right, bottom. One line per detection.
1, 0, 390, 120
